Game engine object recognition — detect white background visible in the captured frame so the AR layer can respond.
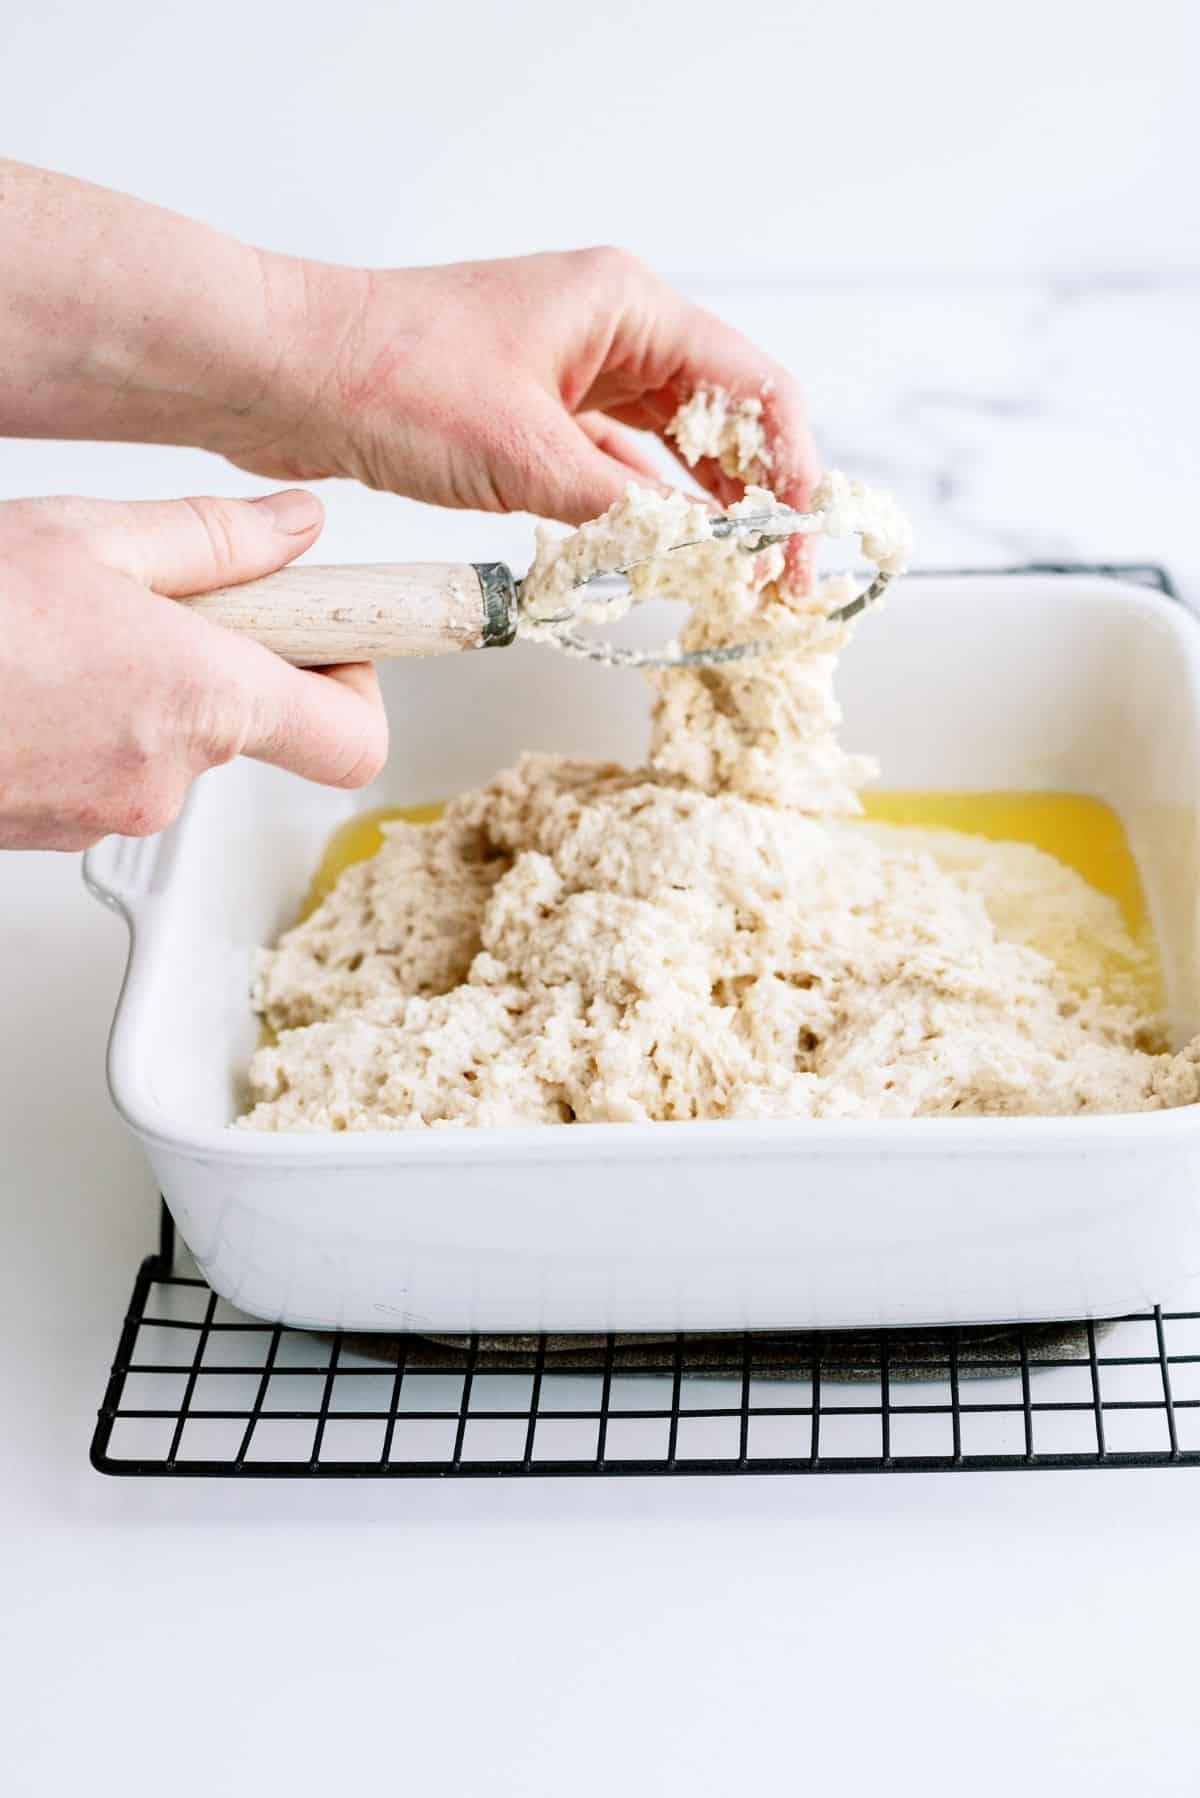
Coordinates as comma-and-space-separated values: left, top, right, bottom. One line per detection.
5, 0, 1198, 276
3, 4, 1200, 1793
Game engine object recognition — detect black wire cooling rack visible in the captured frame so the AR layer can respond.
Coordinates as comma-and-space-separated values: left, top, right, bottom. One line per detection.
91, 563, 1200, 1480
92, 1205, 1200, 1478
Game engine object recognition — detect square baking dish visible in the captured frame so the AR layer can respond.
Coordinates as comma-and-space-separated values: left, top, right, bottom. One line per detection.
85, 572, 1200, 1335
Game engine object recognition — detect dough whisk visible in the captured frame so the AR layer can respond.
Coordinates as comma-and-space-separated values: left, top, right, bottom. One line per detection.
183, 505, 892, 670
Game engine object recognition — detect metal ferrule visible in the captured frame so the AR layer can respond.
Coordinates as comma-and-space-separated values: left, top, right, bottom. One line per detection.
472, 562, 519, 648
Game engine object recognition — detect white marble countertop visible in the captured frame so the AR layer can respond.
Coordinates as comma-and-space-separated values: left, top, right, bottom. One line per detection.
5, 279, 1200, 1795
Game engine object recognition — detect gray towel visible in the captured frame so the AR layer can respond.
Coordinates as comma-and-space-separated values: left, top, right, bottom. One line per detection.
332, 1319, 1103, 1383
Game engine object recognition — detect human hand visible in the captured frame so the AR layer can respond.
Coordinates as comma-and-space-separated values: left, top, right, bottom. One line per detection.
0, 488, 387, 850
3, 169, 816, 530
229, 248, 820, 527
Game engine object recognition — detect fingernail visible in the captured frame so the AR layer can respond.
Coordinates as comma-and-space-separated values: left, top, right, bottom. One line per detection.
253, 488, 323, 534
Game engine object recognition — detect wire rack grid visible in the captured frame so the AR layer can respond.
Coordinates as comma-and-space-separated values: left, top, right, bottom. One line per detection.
90, 563, 1200, 1480
92, 1205, 1200, 1479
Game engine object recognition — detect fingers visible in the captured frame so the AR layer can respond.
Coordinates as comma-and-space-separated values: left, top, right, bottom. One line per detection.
85, 488, 387, 789
89, 487, 387, 790
576, 412, 672, 486
101, 544, 391, 791
665, 303, 821, 511
567, 254, 820, 512
235, 650, 389, 789
317, 662, 384, 706
63, 487, 326, 596
506, 397, 674, 526
580, 277, 820, 588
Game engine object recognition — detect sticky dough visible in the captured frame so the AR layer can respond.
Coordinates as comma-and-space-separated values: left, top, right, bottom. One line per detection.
239, 391, 1200, 1131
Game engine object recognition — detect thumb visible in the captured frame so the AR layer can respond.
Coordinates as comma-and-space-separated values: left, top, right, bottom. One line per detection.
87, 488, 324, 597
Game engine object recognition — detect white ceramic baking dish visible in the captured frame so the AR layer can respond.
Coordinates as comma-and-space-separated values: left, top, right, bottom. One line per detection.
85, 572, 1200, 1334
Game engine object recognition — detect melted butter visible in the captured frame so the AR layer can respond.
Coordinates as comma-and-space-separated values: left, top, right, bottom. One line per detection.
860, 790, 1164, 1025
260, 801, 448, 1047
860, 790, 1145, 932
297, 790, 1163, 1019
299, 801, 445, 921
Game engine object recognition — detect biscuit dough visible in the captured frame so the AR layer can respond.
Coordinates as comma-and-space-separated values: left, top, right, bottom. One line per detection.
240, 392, 1200, 1131
667, 388, 773, 481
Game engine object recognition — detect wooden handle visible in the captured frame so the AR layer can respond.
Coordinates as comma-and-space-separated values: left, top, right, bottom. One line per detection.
182, 562, 517, 666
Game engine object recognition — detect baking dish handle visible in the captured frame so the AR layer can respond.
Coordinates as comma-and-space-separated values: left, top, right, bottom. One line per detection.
82, 832, 164, 925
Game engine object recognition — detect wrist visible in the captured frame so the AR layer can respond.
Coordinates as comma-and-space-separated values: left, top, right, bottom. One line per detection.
0, 163, 286, 452
0, 162, 374, 473
219, 252, 375, 478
